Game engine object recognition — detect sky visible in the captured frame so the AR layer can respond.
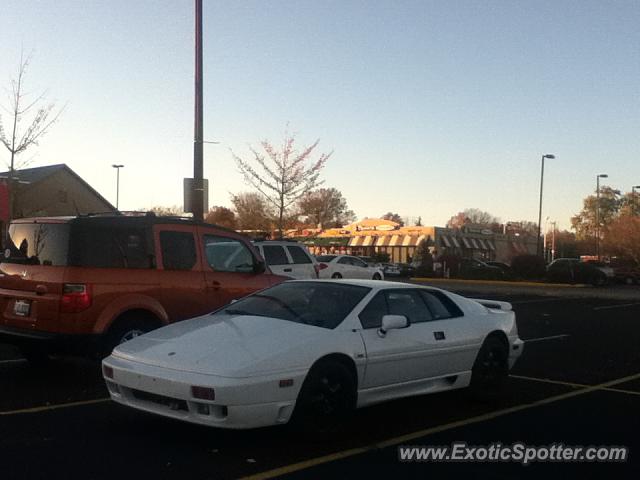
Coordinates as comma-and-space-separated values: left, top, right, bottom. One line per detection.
0, 0, 638, 230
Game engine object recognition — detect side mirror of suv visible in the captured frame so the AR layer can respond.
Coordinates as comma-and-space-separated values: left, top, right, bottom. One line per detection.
253, 260, 266, 274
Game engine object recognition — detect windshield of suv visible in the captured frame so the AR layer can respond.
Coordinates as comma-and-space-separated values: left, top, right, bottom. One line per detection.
3, 223, 70, 266
215, 281, 370, 329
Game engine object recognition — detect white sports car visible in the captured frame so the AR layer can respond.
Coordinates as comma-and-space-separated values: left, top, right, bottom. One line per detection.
102, 280, 523, 430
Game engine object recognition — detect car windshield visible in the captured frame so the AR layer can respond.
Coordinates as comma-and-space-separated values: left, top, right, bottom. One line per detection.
316, 255, 337, 262
216, 282, 370, 329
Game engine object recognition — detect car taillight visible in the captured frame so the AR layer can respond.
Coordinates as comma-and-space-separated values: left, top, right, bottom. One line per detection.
191, 386, 215, 401
60, 283, 92, 313
317, 263, 328, 270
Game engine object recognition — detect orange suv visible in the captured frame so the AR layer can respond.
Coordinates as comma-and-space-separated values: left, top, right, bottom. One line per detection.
0, 213, 285, 360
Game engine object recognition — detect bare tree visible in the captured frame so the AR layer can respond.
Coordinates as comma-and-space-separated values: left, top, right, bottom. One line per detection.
232, 131, 330, 237
0, 52, 63, 220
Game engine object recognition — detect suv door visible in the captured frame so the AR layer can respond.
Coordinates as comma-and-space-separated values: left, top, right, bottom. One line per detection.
260, 244, 293, 278
200, 230, 276, 307
285, 245, 317, 279
155, 226, 208, 322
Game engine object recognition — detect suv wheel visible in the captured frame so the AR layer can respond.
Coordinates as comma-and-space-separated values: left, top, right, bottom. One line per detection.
103, 317, 157, 358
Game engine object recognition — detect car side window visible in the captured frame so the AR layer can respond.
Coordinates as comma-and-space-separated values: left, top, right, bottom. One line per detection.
160, 231, 196, 270
204, 235, 254, 273
337, 257, 352, 265
262, 245, 290, 266
358, 291, 389, 329
352, 258, 367, 268
386, 290, 434, 323
419, 290, 464, 319
287, 246, 312, 264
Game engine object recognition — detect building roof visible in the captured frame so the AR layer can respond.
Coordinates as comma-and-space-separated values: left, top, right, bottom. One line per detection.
0, 163, 67, 184
0, 163, 116, 211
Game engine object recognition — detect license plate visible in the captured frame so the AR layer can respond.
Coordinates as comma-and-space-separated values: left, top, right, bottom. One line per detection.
14, 300, 31, 317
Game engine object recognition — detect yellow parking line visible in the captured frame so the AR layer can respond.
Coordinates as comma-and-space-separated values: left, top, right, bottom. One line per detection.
240, 371, 640, 480
0, 398, 110, 416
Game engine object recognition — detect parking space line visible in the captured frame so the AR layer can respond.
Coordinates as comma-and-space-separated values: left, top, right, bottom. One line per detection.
593, 303, 640, 311
240, 371, 640, 480
0, 359, 26, 365
510, 374, 640, 397
0, 398, 110, 416
523, 334, 570, 343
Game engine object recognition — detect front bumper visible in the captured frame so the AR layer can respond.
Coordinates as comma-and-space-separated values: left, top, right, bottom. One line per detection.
102, 355, 306, 429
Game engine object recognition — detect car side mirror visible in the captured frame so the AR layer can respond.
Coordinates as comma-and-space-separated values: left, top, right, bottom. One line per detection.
253, 260, 266, 274
378, 315, 409, 337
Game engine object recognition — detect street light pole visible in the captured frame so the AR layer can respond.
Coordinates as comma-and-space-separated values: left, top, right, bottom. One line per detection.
536, 154, 555, 257
112, 164, 124, 210
596, 173, 608, 260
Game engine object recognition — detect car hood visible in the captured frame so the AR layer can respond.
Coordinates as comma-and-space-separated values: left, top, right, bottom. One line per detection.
111, 314, 333, 377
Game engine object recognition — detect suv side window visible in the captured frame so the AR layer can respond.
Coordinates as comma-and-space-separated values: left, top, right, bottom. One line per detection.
73, 225, 152, 269
262, 245, 289, 266
287, 245, 312, 264
204, 235, 255, 273
160, 231, 197, 270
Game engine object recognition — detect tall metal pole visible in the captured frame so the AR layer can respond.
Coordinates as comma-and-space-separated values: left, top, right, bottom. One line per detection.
536, 154, 555, 257
633, 186, 640, 216
596, 175, 600, 259
112, 164, 124, 210
193, 0, 204, 222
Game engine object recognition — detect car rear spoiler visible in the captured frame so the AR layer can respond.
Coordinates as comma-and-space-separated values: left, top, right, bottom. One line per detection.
471, 299, 513, 311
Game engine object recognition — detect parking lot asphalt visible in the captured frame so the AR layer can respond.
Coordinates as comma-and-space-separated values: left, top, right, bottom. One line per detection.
1, 283, 639, 480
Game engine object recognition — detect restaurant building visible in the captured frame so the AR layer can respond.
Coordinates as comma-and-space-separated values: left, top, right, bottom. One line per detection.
300, 218, 535, 264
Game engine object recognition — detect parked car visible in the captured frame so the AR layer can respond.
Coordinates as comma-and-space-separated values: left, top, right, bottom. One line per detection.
316, 254, 384, 280
583, 260, 615, 282
253, 240, 319, 279
381, 263, 402, 277
609, 259, 640, 285
485, 261, 515, 280
458, 258, 505, 280
0, 214, 285, 361
546, 258, 608, 286
103, 280, 523, 430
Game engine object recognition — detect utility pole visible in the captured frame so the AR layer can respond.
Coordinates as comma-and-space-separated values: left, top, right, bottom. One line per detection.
536, 154, 555, 256
192, 0, 204, 222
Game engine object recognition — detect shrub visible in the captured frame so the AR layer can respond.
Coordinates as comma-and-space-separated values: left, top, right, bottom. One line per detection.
511, 254, 546, 279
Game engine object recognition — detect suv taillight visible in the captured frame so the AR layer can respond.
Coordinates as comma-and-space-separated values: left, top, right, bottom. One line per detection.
60, 283, 92, 313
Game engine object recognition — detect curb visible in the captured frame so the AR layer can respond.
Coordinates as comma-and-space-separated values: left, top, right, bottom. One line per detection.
409, 277, 590, 288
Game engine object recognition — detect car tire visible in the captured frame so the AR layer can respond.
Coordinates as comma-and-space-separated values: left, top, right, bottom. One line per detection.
469, 336, 509, 401
102, 317, 157, 358
291, 360, 356, 434
372, 273, 382, 280
331, 273, 343, 279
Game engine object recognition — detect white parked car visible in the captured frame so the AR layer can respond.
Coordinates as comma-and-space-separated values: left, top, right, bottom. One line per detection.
316, 254, 384, 280
254, 240, 318, 279
102, 280, 523, 430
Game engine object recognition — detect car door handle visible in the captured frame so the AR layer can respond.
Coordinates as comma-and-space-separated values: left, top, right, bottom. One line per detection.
433, 331, 445, 341
35, 284, 48, 295
283, 268, 292, 272
208, 281, 222, 290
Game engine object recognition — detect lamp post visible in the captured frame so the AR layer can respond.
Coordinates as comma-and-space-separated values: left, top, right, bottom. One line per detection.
595, 173, 608, 259
536, 154, 556, 256
112, 164, 124, 210
633, 185, 640, 216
